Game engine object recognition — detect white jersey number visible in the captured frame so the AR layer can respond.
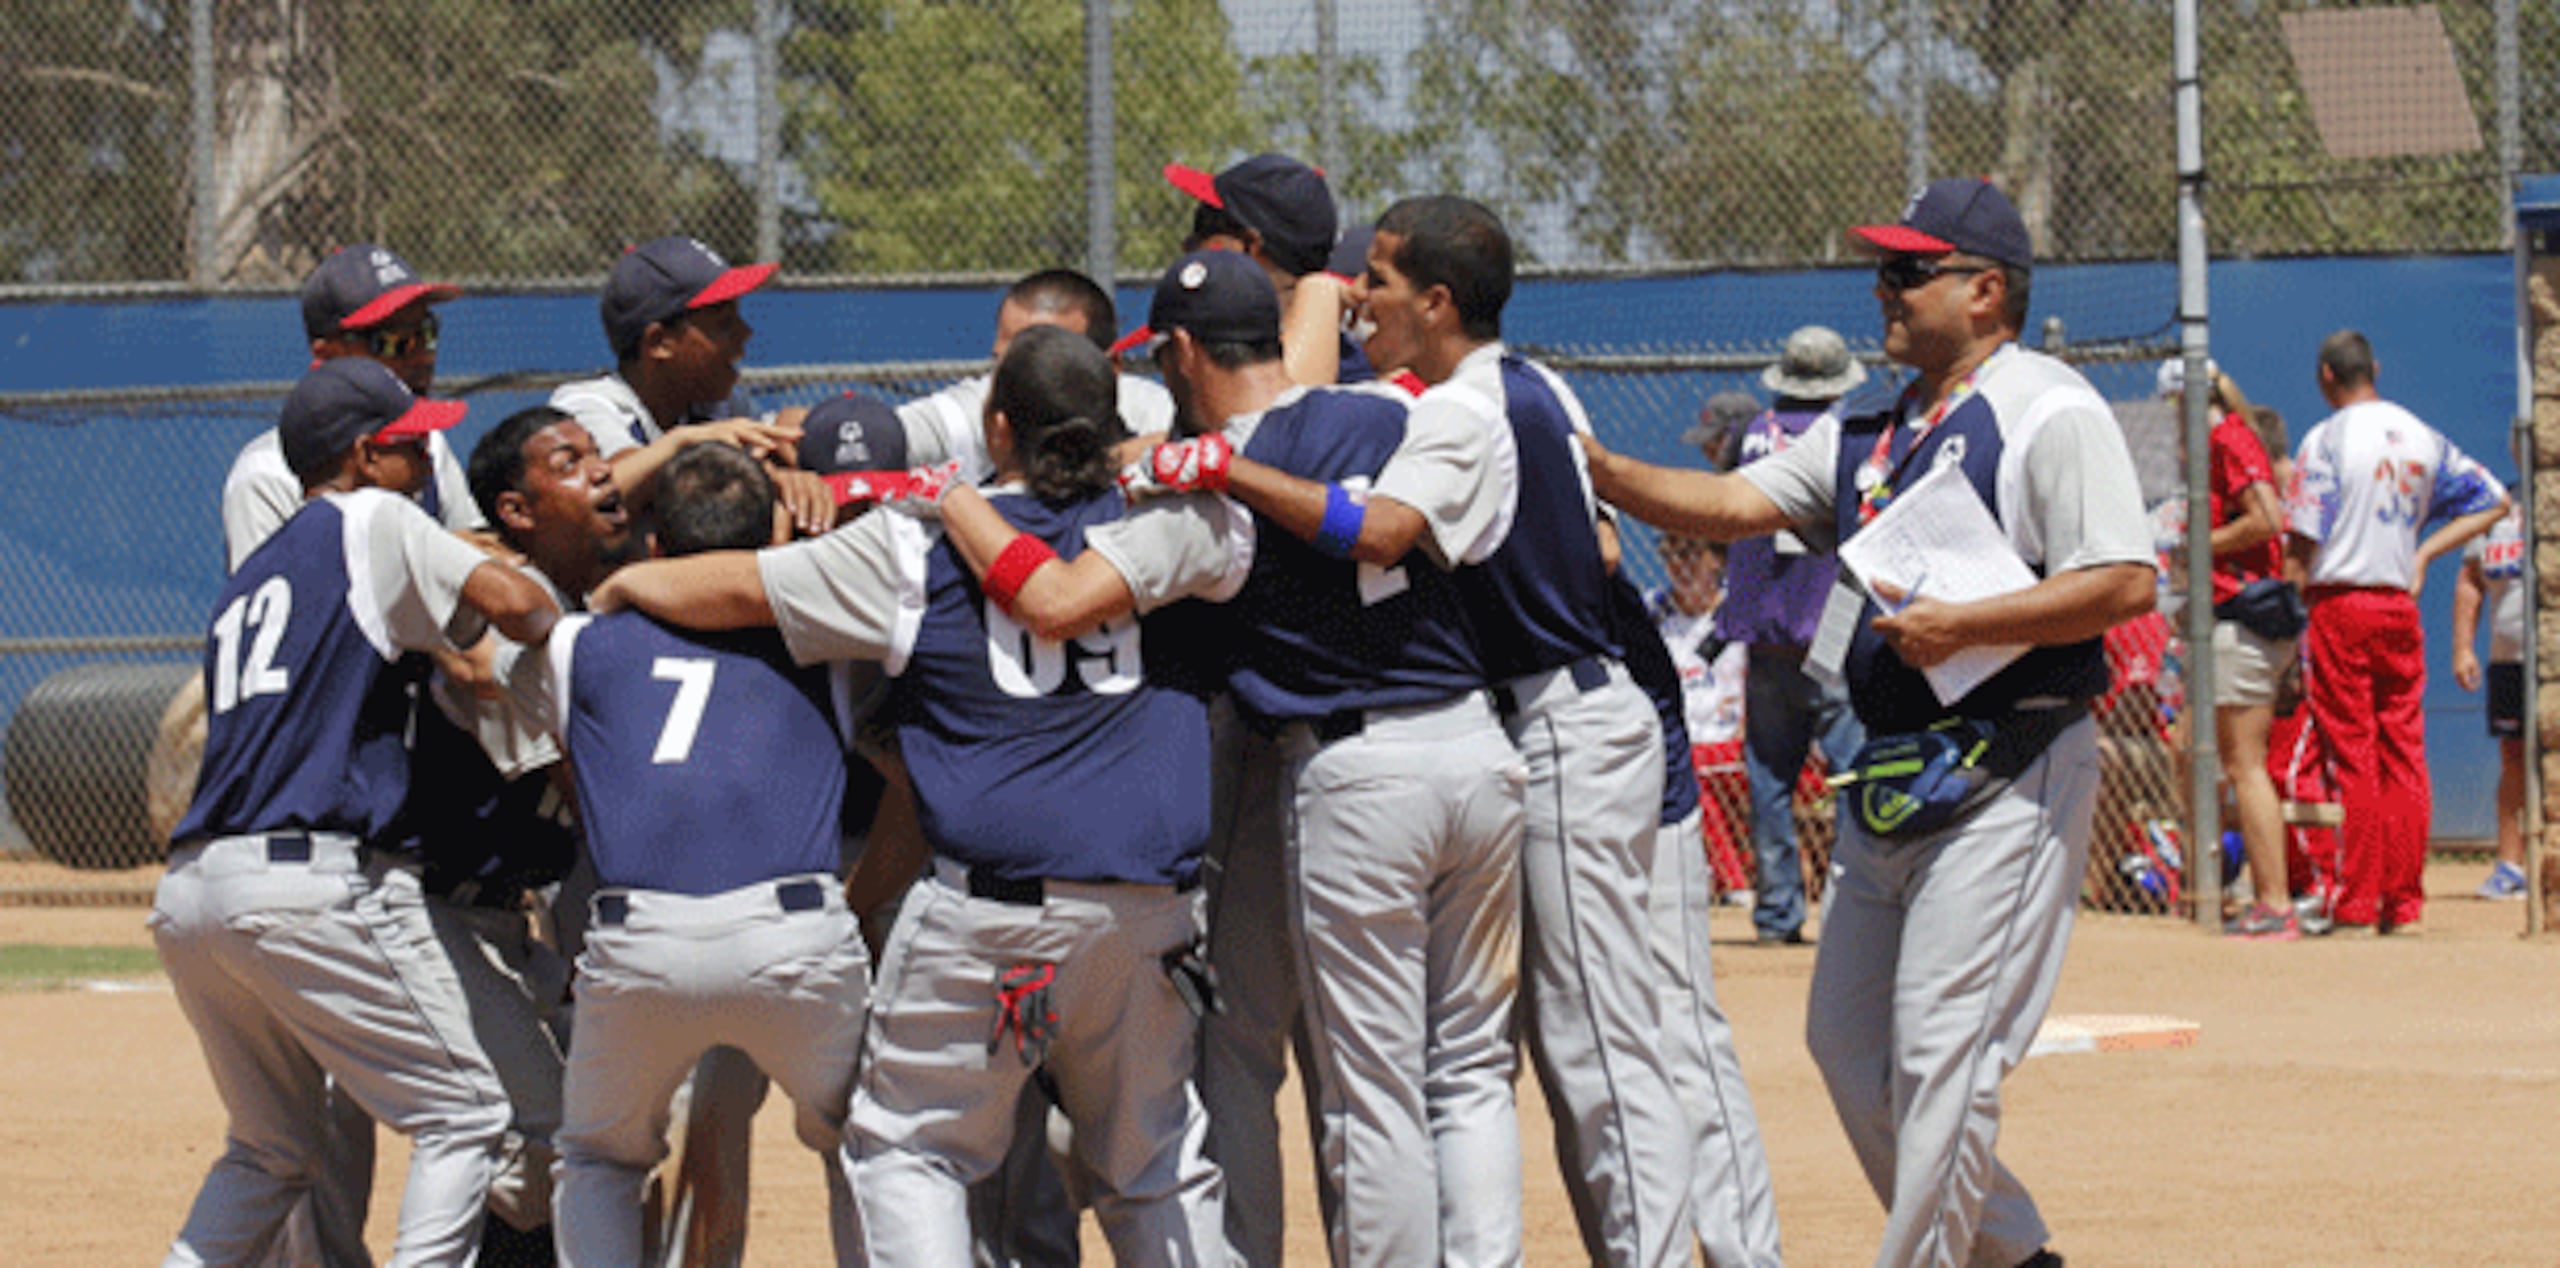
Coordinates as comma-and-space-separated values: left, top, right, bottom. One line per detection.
649, 657, 718, 764
208, 577, 293, 713
985, 604, 1142, 699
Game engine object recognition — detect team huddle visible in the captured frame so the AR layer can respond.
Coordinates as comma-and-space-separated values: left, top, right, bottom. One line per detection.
158, 157, 2155, 1268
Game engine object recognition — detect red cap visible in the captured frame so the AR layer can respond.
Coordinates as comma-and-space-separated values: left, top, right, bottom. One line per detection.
374, 397, 469, 442
1107, 326, 1156, 359
689, 260, 779, 310
1164, 163, 1223, 208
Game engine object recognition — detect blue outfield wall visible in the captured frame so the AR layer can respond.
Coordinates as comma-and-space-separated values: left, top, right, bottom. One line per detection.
0, 252, 2522, 837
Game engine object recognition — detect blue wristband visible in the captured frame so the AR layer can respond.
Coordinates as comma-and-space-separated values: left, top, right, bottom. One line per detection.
1313, 483, 1365, 559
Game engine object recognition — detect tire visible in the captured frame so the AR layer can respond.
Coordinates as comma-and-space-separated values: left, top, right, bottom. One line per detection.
2, 661, 199, 870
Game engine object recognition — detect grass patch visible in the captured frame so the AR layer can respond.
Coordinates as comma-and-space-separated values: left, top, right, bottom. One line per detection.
0, 944, 162, 990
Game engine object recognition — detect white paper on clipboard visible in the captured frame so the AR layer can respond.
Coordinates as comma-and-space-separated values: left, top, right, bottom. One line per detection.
1836, 459, 2038, 705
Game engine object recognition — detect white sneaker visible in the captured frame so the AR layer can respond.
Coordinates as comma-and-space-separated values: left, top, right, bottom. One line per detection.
2476, 861, 2528, 900
1721, 888, 1756, 909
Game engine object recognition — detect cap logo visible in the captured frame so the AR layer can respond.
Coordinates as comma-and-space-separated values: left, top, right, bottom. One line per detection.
1179, 260, 1210, 290
690, 238, 727, 268
368, 247, 411, 287
1899, 186, 1927, 222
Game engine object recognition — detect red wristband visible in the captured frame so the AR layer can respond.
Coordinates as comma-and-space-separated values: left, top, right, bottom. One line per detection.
983, 533, 1058, 615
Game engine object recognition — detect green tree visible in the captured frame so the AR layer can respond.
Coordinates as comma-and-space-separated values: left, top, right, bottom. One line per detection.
0, 1, 190, 283
785, 0, 1257, 276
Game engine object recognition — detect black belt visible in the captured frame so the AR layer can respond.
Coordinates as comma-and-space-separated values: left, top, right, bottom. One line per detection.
1492, 654, 1609, 718
266, 833, 314, 863
591, 878, 827, 927
963, 868, 1203, 908
1246, 707, 1367, 743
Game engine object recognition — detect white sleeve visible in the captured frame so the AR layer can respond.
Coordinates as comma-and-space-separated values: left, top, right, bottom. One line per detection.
1372, 390, 1518, 567
896, 377, 990, 477
494, 613, 588, 742
758, 511, 930, 670
428, 432, 487, 532
550, 380, 645, 459
2286, 422, 2336, 542
1082, 493, 1256, 611
1118, 375, 1179, 439
2015, 392, 2158, 574
1735, 409, 1841, 530
344, 490, 504, 659
221, 433, 303, 573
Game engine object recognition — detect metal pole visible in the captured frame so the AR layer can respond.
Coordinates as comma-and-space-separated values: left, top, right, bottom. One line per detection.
2496, 0, 2520, 180
1084, 0, 1117, 287
1316, 0, 1341, 179
754, 0, 783, 264
2515, 203, 2544, 937
2175, 0, 2221, 931
188, 0, 216, 289
1903, 0, 1929, 191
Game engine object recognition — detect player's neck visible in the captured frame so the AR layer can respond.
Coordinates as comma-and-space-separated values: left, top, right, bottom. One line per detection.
625, 365, 703, 432
1914, 333, 2008, 412
1416, 334, 1492, 387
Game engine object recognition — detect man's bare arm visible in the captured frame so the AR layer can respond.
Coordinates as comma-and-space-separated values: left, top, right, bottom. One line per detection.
1220, 455, 1428, 567
460, 559, 561, 648
1577, 435, 1795, 542
2211, 481, 2282, 559
937, 486, 1135, 642
1869, 561, 2156, 669
587, 551, 775, 628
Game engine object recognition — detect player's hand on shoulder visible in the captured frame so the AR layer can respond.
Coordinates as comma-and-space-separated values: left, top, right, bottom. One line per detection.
770, 468, 837, 537
1121, 434, 1231, 503
689, 416, 803, 462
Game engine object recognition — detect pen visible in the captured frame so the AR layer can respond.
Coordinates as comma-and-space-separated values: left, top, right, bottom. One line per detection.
1886, 569, 1927, 614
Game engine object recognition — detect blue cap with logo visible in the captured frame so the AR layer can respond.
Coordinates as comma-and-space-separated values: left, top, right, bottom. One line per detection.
1849, 178, 2033, 270
600, 236, 777, 359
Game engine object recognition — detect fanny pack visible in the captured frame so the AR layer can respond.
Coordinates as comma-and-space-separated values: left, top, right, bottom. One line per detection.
2213, 577, 2308, 642
1832, 702, 2089, 839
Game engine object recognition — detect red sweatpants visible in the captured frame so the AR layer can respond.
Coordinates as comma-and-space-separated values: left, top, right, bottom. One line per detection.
2303, 587, 2429, 927
1692, 741, 1756, 892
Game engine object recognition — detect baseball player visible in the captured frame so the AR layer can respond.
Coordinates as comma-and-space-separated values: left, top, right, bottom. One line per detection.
2453, 501, 2530, 900
222, 244, 482, 572
155, 356, 557, 1267
592, 325, 1232, 1264
499, 442, 869, 1267
1608, 570, 1784, 1266
2285, 330, 2507, 934
883, 267, 1174, 482
1009, 250, 1528, 1266
548, 235, 830, 535
1352, 194, 1698, 1267
1582, 177, 2159, 1268
1163, 151, 1360, 387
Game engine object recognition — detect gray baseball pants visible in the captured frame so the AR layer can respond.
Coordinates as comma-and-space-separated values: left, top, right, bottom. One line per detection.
423, 897, 570, 1232
152, 833, 511, 1268
1651, 809, 1782, 1267
1807, 715, 2097, 1268
1278, 692, 1525, 1268
845, 865, 1224, 1267
1503, 661, 1695, 1268
553, 875, 867, 1268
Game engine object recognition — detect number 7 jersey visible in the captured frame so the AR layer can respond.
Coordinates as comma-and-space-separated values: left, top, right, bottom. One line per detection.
174, 488, 494, 845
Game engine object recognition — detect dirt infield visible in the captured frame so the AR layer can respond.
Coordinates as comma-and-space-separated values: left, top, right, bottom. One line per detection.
3, 860, 2549, 1265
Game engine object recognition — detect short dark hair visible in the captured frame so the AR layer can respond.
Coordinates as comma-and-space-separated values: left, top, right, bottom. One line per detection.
1197, 336, 1284, 371
1374, 195, 1513, 340
2319, 329, 2376, 388
1997, 264, 2030, 331
2248, 403, 2289, 460
654, 442, 775, 556
468, 406, 574, 539
1006, 269, 1116, 353
1184, 202, 1254, 254
990, 325, 1123, 505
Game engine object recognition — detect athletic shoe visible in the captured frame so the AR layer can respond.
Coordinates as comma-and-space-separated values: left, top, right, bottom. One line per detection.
1721, 887, 1756, 909
2476, 861, 2527, 900
2292, 894, 2335, 937
2014, 1249, 2065, 1268
1755, 927, 1807, 946
2223, 903, 2300, 941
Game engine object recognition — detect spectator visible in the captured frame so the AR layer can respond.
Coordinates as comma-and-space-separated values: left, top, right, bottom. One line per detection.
1647, 533, 1756, 904
2452, 501, 2530, 899
2286, 329, 2508, 935
1685, 389, 1762, 469
1719, 327, 1868, 944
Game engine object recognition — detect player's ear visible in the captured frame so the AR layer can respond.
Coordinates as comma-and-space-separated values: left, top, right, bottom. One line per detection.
494, 488, 536, 536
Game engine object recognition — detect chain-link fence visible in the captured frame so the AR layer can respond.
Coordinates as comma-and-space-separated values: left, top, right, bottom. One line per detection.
8, 0, 2536, 911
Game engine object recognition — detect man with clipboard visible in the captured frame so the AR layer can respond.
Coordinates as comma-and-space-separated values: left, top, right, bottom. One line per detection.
1577, 178, 2157, 1268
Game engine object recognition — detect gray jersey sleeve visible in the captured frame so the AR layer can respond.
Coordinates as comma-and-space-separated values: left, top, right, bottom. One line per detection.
759, 510, 933, 669
344, 489, 501, 658
427, 431, 487, 533
550, 377, 649, 459
2012, 392, 2157, 574
1118, 374, 1178, 439
896, 377, 991, 477
494, 612, 588, 745
1082, 492, 1255, 611
1735, 409, 1842, 536
1372, 392, 1518, 567
221, 431, 302, 573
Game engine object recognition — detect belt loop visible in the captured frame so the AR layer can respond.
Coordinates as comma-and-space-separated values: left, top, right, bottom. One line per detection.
1568, 655, 1608, 693
265, 833, 312, 864
776, 879, 825, 912
593, 893, 630, 927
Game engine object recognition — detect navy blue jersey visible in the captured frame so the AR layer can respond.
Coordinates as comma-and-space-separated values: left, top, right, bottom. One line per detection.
558, 615, 845, 894
175, 494, 466, 845
399, 702, 576, 896
1832, 401, 2110, 734
1224, 389, 1487, 721
1337, 331, 1377, 385
895, 487, 1213, 887
1605, 573, 1697, 827
1454, 355, 1622, 682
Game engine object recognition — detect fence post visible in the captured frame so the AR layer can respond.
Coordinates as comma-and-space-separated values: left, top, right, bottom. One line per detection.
2175, 0, 2221, 932
1085, 0, 1116, 286
1316, 0, 1341, 180
1902, 0, 1929, 191
187, 0, 216, 289
754, 0, 783, 265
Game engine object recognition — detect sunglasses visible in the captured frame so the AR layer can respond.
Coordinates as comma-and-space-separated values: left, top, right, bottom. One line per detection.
357, 311, 440, 359
1875, 257, 1989, 293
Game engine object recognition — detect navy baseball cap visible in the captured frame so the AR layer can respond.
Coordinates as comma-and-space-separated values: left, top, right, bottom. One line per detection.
301, 244, 461, 339
600, 236, 777, 359
1118, 250, 1284, 359
1165, 153, 1339, 277
795, 393, 909, 474
1849, 178, 2033, 270
278, 358, 467, 482
1327, 224, 1376, 281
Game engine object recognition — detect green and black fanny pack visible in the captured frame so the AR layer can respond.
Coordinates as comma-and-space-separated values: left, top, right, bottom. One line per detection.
1830, 702, 2089, 839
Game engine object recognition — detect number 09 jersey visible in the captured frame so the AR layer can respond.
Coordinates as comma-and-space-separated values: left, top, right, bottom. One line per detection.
174, 488, 495, 845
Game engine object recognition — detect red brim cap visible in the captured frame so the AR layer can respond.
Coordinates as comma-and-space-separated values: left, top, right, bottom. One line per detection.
373, 397, 468, 442
689, 261, 779, 309
1107, 326, 1156, 359
1848, 225, 1956, 256
342, 282, 464, 330
1163, 164, 1223, 209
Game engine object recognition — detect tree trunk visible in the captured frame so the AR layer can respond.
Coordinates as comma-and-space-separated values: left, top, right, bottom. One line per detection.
207, 0, 341, 284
